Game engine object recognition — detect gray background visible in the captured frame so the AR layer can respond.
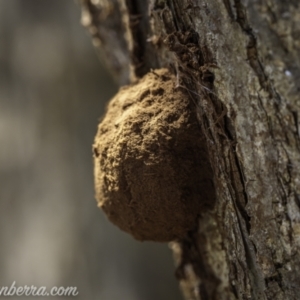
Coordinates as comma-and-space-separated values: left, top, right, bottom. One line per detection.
0, 1, 181, 299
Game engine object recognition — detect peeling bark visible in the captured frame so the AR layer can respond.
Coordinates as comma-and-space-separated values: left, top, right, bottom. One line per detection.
79, 0, 300, 299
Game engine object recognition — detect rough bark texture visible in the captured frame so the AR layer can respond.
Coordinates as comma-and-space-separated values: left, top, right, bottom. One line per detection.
79, 0, 300, 299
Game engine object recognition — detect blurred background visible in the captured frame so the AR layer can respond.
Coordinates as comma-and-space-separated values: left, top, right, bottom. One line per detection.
0, 1, 181, 299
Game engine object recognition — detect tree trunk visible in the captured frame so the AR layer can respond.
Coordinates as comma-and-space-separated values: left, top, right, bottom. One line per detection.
79, 0, 300, 299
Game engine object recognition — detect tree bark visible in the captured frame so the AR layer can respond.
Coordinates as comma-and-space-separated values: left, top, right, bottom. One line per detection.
79, 0, 300, 299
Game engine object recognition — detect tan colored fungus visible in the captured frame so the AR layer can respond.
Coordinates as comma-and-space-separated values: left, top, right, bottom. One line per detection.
93, 69, 214, 242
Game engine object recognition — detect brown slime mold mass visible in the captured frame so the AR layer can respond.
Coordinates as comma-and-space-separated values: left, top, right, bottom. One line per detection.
93, 69, 215, 242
